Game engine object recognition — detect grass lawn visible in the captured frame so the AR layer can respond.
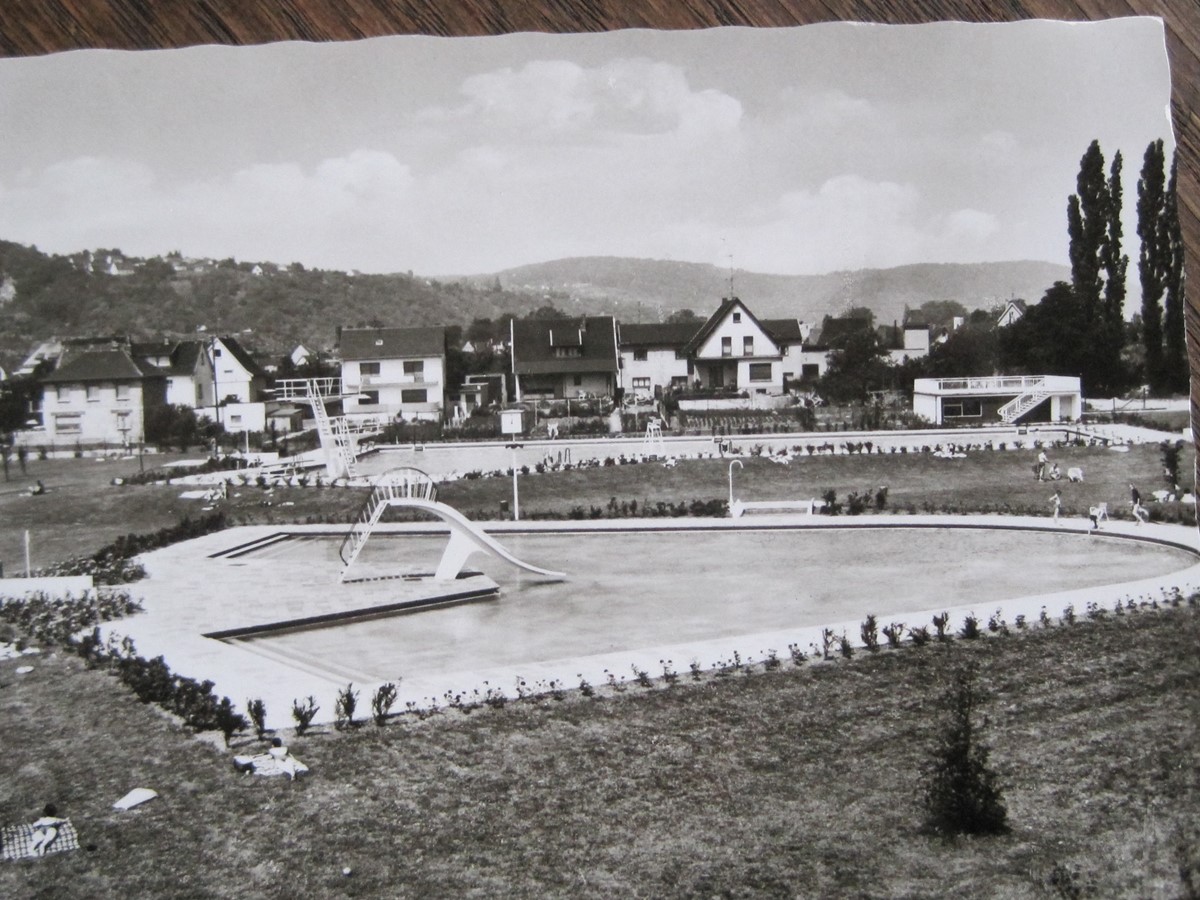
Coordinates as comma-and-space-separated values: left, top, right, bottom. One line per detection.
0, 605, 1196, 897
0, 441, 1192, 569
437, 442, 1193, 524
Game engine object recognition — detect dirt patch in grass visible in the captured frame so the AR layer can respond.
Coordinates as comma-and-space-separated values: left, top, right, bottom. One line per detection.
1, 606, 1196, 897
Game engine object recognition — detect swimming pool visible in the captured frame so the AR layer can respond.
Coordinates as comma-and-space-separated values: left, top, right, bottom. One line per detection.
232, 526, 1196, 682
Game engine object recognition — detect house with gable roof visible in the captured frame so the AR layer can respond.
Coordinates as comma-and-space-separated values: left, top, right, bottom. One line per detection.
678, 298, 804, 396
209, 335, 266, 406
132, 339, 216, 409
509, 316, 620, 401
39, 341, 167, 444
338, 325, 447, 421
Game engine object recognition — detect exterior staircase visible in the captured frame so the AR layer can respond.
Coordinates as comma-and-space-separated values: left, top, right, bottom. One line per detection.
339, 471, 439, 575
998, 378, 1049, 424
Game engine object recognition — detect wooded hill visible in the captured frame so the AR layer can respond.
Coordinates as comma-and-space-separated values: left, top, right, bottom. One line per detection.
0, 239, 1068, 369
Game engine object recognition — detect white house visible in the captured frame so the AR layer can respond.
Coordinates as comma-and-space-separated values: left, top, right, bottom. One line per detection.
680, 298, 801, 396
617, 322, 698, 398
339, 325, 447, 421
39, 347, 167, 445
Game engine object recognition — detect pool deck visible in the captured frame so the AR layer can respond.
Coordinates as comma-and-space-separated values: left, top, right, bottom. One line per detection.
88, 513, 1200, 729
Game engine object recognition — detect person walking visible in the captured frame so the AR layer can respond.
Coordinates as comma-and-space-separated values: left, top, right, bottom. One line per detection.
1050, 488, 1063, 523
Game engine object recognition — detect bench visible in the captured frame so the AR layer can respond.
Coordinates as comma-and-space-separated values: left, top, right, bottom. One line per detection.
731, 499, 819, 517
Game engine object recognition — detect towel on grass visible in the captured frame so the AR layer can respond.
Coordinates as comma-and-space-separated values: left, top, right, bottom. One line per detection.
1, 819, 80, 860
233, 752, 309, 780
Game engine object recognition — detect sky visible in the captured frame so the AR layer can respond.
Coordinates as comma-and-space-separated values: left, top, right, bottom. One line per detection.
0, 19, 1175, 280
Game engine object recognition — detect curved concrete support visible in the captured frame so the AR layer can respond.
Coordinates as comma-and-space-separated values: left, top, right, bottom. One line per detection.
382, 497, 566, 582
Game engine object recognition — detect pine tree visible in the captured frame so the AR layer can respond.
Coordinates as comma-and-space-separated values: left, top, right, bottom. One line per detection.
1163, 151, 1189, 393
923, 666, 1008, 836
1137, 139, 1167, 392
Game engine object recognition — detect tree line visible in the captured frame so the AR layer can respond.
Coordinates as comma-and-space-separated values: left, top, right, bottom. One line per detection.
816, 138, 1186, 403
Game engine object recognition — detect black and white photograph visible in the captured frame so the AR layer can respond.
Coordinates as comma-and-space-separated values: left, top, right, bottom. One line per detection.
0, 7, 1196, 897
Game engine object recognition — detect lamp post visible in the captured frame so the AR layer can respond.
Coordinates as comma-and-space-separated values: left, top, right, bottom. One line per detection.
506, 442, 523, 520
728, 458, 743, 509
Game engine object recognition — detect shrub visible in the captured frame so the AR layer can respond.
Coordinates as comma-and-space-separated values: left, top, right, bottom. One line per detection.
932, 612, 951, 642
959, 614, 981, 640
922, 666, 1008, 836
882, 622, 905, 649
292, 696, 319, 735
246, 698, 268, 740
371, 682, 399, 726
335, 683, 360, 729
837, 633, 854, 659
860, 614, 880, 652
909, 625, 931, 647
215, 697, 248, 748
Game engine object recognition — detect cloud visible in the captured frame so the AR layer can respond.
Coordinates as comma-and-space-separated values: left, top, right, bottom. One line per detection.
681, 175, 1006, 274
0, 150, 415, 268
441, 57, 742, 142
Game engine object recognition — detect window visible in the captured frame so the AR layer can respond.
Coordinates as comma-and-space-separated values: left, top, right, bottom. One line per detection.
632, 377, 651, 390
943, 399, 983, 418
55, 386, 69, 402
230, 414, 243, 425
670, 375, 689, 388
553, 346, 582, 358
573, 375, 583, 387
116, 384, 131, 401
674, 349, 688, 360
401, 388, 427, 404
743, 336, 754, 356
721, 337, 732, 357
359, 362, 381, 376
54, 414, 81, 434
403, 360, 424, 376
801, 364, 821, 378
359, 390, 380, 405
732, 312, 742, 323
86, 385, 101, 402
748, 363, 773, 381
633, 349, 648, 361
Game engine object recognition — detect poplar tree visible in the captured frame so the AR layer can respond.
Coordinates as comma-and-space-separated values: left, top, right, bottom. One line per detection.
1163, 152, 1189, 393
1067, 140, 1126, 393
1137, 139, 1167, 391
1067, 141, 1109, 328
1101, 151, 1129, 387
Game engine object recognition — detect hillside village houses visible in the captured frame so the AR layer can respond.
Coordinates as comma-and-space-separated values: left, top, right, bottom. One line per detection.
18, 294, 959, 446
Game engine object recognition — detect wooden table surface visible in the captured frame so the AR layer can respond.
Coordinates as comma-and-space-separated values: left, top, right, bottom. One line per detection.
2, 1, 1197, 427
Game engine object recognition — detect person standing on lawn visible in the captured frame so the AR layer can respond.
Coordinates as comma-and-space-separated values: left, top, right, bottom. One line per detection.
1130, 483, 1149, 524
1050, 488, 1063, 523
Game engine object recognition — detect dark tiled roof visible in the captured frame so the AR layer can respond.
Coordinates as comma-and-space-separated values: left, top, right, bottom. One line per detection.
339, 326, 446, 360
760, 318, 804, 343
41, 349, 164, 384
216, 335, 266, 376
511, 316, 618, 375
618, 322, 700, 348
